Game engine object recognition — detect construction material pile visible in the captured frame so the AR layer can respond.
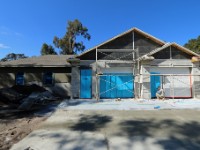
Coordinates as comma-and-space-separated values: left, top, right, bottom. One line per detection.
0, 84, 60, 110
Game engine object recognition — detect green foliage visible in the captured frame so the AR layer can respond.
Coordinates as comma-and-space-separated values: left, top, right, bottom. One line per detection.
41, 43, 57, 55
1, 53, 28, 61
53, 19, 91, 54
184, 36, 200, 54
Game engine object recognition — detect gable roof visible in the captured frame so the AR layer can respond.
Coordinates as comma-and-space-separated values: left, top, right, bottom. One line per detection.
0, 55, 76, 67
77, 27, 166, 58
138, 42, 199, 61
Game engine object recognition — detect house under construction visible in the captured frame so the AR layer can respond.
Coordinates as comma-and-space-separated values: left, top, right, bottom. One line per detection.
70, 28, 200, 99
0, 27, 200, 100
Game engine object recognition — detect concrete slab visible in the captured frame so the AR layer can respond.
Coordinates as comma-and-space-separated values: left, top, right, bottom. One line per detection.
58, 99, 200, 110
11, 109, 200, 150
11, 129, 107, 150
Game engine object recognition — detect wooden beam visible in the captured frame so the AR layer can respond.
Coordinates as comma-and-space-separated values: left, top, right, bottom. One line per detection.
97, 49, 135, 52
97, 60, 135, 63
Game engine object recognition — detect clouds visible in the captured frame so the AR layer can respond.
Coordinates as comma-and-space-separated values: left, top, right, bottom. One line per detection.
0, 26, 22, 50
0, 26, 23, 37
0, 43, 10, 49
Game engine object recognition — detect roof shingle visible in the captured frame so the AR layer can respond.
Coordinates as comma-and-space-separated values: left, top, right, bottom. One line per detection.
0, 55, 76, 67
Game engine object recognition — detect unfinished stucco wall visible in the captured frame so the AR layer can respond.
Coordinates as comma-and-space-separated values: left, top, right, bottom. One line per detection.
192, 63, 200, 98
71, 67, 80, 98
92, 63, 97, 99
141, 66, 151, 99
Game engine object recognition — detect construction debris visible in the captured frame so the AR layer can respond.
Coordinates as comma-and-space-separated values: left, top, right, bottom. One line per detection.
0, 88, 25, 105
18, 91, 60, 110
0, 84, 61, 111
0, 84, 61, 150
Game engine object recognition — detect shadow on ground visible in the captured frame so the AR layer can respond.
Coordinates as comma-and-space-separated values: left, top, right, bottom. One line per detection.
70, 114, 112, 131
16, 112, 200, 150
27, 113, 113, 150
113, 119, 200, 150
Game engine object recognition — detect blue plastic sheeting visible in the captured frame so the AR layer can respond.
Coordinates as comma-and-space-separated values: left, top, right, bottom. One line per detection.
150, 72, 161, 98
100, 73, 134, 98
16, 72, 24, 85
80, 69, 92, 98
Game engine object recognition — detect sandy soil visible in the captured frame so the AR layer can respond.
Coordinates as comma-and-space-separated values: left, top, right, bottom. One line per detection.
0, 103, 47, 150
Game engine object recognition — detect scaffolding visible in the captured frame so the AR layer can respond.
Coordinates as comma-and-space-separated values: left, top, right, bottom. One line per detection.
95, 48, 138, 101
144, 74, 194, 99
94, 47, 199, 100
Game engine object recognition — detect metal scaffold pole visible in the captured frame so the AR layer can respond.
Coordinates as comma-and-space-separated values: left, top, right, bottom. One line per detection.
95, 47, 99, 101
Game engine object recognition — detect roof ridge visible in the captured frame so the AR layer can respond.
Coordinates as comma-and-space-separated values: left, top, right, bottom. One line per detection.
0, 55, 76, 66
77, 27, 166, 58
138, 42, 199, 61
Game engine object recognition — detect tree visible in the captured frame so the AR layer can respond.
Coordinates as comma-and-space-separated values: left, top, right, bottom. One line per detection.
53, 19, 91, 54
1, 53, 28, 62
41, 43, 57, 55
184, 36, 200, 54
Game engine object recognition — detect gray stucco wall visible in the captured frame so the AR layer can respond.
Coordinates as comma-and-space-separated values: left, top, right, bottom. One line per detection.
71, 67, 80, 98
192, 63, 200, 98
141, 66, 151, 99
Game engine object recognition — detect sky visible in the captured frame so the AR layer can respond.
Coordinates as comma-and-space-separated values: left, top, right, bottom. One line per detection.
0, 0, 200, 59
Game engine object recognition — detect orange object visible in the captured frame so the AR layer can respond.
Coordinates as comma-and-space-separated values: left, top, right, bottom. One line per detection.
191, 56, 200, 62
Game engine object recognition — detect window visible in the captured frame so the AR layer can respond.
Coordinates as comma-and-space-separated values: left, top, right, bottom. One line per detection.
43, 72, 53, 85
16, 72, 24, 85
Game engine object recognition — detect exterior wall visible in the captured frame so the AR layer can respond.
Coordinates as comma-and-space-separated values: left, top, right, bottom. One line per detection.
76, 59, 196, 99
0, 73, 15, 88
76, 30, 198, 99
25, 73, 43, 85
192, 63, 200, 98
101, 67, 133, 74
0, 67, 72, 98
54, 73, 70, 83
71, 67, 80, 98
149, 59, 193, 67
71, 61, 97, 99
73, 60, 135, 99
140, 66, 151, 99
51, 73, 71, 98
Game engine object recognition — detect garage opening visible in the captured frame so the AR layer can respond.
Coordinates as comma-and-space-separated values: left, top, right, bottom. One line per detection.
150, 68, 192, 98
99, 73, 134, 99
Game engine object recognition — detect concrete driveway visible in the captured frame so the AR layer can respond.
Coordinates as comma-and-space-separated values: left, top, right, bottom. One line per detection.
11, 109, 200, 150
58, 99, 200, 110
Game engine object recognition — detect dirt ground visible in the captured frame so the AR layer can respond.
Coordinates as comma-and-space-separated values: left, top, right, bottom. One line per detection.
0, 102, 47, 150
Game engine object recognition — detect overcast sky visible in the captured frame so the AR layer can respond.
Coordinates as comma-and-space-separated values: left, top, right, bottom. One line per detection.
0, 0, 200, 58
